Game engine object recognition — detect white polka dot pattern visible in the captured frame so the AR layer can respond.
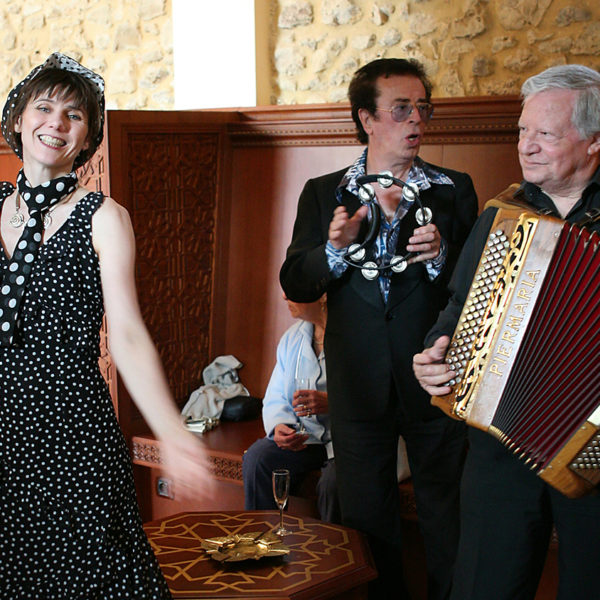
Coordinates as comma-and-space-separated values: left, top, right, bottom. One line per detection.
0, 186, 172, 598
0, 170, 79, 347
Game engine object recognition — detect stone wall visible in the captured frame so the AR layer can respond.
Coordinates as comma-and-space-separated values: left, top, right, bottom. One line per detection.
1, 0, 598, 110
272, 0, 600, 104
0, 0, 172, 110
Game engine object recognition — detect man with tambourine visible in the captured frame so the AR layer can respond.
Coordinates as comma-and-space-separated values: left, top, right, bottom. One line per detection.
281, 58, 478, 600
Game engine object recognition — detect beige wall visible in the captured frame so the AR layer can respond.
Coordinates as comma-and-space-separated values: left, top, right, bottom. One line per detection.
0, 0, 173, 110
0, 0, 598, 111
271, 0, 600, 104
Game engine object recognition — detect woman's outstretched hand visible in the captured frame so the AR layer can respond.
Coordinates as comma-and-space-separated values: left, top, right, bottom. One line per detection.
159, 427, 217, 502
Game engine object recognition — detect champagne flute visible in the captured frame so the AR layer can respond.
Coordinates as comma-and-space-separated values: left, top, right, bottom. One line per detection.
294, 377, 312, 434
272, 468, 291, 535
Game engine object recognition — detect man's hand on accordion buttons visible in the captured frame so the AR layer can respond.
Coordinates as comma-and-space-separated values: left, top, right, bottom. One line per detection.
413, 336, 455, 396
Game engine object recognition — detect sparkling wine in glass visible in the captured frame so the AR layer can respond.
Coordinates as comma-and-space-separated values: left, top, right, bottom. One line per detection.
272, 468, 291, 535
294, 377, 312, 434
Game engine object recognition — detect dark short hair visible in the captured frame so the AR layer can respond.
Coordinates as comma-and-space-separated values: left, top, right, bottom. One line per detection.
348, 58, 433, 144
6, 68, 103, 168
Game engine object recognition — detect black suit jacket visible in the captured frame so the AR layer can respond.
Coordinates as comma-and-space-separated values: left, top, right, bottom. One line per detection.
280, 163, 478, 422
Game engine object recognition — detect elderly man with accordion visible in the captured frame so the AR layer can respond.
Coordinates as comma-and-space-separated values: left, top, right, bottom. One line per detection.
414, 64, 600, 600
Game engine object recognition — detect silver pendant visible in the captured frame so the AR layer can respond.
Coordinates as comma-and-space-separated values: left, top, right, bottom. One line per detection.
9, 211, 25, 228
43, 213, 52, 229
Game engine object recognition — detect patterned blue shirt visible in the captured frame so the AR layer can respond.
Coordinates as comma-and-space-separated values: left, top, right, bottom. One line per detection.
325, 149, 453, 303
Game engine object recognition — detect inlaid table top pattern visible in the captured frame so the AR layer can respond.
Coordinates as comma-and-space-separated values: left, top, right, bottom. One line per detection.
144, 510, 377, 599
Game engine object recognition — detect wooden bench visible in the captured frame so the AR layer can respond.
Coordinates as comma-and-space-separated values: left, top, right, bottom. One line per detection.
132, 418, 265, 522
132, 417, 418, 523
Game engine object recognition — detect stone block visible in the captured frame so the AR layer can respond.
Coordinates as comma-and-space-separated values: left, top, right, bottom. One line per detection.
504, 48, 538, 73
279, 1, 313, 29
322, 0, 362, 26
114, 24, 141, 51
380, 28, 402, 47
555, 6, 592, 27
571, 22, 600, 55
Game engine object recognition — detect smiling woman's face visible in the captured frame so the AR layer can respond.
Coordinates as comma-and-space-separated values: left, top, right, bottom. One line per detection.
15, 89, 90, 176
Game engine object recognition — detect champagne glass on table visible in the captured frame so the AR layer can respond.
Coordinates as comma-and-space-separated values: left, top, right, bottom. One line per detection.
272, 468, 291, 535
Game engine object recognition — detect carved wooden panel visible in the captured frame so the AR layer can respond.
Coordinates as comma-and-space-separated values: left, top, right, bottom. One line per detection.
132, 436, 244, 482
126, 132, 219, 406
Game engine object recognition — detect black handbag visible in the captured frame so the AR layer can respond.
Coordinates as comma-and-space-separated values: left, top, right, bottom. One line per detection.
221, 395, 263, 422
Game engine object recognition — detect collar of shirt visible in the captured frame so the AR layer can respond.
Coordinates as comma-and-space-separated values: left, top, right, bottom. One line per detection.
520, 165, 600, 219
335, 148, 454, 206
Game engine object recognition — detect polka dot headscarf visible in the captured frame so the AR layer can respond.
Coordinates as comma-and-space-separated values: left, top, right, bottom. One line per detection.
0, 169, 79, 346
1, 52, 105, 169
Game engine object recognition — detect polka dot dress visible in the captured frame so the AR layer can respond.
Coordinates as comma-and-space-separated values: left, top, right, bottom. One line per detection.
0, 186, 172, 599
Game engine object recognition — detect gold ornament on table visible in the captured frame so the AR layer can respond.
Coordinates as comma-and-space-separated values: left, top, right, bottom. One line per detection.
201, 528, 290, 562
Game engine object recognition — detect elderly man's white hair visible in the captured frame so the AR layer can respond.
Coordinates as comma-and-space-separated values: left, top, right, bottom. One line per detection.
521, 64, 600, 139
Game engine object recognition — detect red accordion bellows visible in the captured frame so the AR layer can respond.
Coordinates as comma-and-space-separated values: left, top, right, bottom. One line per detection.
433, 209, 600, 498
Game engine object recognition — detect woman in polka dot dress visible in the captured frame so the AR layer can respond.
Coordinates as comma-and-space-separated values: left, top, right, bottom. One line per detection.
0, 54, 215, 599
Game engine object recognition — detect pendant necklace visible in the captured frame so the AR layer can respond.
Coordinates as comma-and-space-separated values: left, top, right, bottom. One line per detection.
8, 199, 24, 227
9, 187, 78, 229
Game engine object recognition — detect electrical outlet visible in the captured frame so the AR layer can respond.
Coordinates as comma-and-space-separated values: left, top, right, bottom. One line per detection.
157, 477, 173, 499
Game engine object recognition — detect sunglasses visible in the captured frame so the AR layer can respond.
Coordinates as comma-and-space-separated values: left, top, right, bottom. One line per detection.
377, 102, 434, 123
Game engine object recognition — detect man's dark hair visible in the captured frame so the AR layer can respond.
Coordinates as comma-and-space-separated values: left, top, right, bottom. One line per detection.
348, 58, 433, 145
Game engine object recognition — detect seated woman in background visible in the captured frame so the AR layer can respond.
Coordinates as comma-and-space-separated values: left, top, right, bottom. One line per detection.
243, 292, 340, 523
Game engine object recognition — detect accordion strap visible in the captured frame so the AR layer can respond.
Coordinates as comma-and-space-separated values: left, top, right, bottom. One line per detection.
574, 207, 600, 228
484, 183, 532, 212
485, 184, 600, 228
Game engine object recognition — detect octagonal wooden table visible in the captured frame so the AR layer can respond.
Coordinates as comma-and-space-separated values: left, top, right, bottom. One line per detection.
144, 510, 377, 599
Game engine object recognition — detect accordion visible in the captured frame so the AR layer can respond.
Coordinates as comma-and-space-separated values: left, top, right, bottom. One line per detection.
432, 207, 600, 498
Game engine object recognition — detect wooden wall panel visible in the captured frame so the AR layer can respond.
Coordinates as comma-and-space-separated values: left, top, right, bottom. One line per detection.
100, 98, 523, 443
221, 97, 523, 397
419, 142, 523, 211
105, 111, 232, 441
0, 148, 21, 182
224, 144, 360, 395
127, 132, 219, 403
